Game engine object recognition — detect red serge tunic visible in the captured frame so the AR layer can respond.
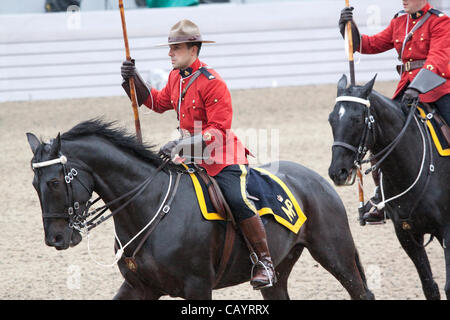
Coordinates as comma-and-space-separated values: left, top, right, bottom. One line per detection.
358, 3, 450, 103
144, 58, 249, 176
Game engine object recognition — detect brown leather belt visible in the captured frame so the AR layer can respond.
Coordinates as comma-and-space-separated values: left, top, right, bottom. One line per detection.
396, 60, 426, 74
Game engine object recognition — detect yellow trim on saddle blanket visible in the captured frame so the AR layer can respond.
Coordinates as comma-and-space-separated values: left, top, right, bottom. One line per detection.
417, 107, 450, 156
182, 164, 307, 234
253, 167, 307, 234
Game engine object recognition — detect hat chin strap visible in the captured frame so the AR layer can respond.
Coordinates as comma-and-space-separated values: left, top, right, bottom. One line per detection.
336, 96, 371, 107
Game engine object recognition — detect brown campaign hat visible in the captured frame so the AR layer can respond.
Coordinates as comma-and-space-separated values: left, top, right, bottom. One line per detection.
156, 19, 215, 46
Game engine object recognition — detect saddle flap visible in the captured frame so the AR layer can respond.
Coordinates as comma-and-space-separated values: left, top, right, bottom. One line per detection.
418, 105, 450, 156
197, 169, 236, 226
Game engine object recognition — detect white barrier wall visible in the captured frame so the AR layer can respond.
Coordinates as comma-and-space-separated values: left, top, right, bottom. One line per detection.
0, 1, 449, 102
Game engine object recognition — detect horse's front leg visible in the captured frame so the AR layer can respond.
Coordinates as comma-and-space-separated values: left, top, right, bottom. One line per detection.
114, 279, 162, 300
394, 224, 440, 300
114, 280, 143, 300
443, 226, 450, 300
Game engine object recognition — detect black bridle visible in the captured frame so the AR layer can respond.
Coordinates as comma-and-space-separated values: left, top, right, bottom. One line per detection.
332, 95, 418, 183
32, 153, 169, 232
332, 96, 436, 247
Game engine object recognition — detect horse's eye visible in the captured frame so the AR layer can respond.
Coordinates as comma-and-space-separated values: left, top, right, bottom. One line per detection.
47, 179, 60, 189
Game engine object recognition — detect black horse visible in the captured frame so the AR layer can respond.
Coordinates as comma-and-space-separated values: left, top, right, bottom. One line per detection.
27, 119, 373, 299
328, 75, 450, 300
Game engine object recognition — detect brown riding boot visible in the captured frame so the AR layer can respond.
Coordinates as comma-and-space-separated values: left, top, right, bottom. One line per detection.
239, 214, 276, 290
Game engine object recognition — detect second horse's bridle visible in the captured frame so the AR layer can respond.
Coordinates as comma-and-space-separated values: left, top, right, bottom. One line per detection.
332, 95, 420, 185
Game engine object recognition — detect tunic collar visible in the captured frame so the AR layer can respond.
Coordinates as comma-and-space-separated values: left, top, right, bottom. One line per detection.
410, 2, 431, 19
179, 58, 201, 78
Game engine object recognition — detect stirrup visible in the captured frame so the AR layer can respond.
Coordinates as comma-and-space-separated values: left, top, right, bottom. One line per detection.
362, 202, 386, 225
249, 252, 275, 290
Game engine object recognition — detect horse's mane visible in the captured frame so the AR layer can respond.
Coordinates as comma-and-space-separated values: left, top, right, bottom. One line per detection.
61, 118, 167, 168
370, 90, 401, 110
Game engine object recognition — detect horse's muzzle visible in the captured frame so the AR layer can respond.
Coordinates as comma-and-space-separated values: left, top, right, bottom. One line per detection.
329, 166, 356, 186
45, 228, 81, 250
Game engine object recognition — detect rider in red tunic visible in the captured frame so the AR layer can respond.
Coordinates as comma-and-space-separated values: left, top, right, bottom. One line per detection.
339, 0, 450, 223
120, 19, 276, 289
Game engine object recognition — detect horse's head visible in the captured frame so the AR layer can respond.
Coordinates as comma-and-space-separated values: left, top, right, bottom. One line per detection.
27, 132, 93, 250
328, 74, 377, 186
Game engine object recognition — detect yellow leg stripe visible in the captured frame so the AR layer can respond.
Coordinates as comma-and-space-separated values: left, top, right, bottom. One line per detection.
239, 165, 258, 214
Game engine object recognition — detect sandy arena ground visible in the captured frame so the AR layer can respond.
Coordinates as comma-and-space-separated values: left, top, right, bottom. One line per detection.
0, 81, 446, 300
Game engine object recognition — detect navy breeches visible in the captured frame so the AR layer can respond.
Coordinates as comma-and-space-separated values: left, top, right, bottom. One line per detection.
214, 164, 257, 223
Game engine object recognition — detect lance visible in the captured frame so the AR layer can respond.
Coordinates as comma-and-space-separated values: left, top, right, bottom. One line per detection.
345, 0, 356, 86
119, 0, 143, 144
344, 0, 365, 225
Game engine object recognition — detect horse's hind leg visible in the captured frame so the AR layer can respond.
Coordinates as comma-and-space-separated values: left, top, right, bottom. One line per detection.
260, 245, 304, 300
307, 233, 374, 300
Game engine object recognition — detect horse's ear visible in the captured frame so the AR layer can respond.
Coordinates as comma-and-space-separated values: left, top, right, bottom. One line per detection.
26, 133, 41, 155
361, 74, 377, 98
49, 133, 61, 157
337, 74, 348, 95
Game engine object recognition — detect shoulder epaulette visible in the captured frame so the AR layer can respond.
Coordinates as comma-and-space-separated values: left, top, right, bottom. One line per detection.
199, 67, 215, 80
429, 8, 446, 17
394, 10, 407, 18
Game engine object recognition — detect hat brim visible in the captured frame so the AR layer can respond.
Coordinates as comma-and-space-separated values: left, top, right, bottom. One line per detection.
155, 40, 216, 47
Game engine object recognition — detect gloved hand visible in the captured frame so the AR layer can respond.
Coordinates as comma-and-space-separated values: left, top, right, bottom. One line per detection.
338, 6, 360, 51
402, 88, 420, 105
121, 59, 136, 80
401, 88, 420, 114
339, 6, 354, 26
159, 139, 180, 159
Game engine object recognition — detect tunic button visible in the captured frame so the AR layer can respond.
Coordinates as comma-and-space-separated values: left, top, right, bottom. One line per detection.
442, 73, 445, 76
409, 58, 413, 61
408, 47, 412, 50
409, 72, 413, 75
420, 38, 424, 41
214, 99, 218, 103
412, 21, 416, 24
395, 39, 399, 42
192, 99, 195, 103
182, 80, 185, 84
193, 106, 196, 109
182, 114, 185, 118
